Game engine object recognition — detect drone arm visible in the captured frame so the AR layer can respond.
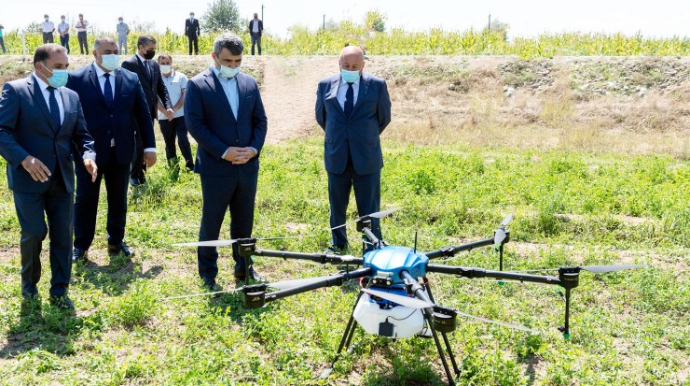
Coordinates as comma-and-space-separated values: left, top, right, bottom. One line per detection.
426, 265, 561, 286
424, 237, 495, 259
264, 267, 373, 303
253, 249, 363, 265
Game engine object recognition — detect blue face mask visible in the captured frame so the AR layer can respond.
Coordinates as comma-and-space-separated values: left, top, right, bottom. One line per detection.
216, 60, 240, 79
41, 63, 69, 88
100, 54, 120, 71
341, 69, 360, 83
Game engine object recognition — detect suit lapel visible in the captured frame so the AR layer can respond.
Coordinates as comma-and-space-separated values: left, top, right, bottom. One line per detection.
27, 77, 55, 130
113, 68, 123, 109
89, 66, 110, 108
204, 70, 236, 122
136, 56, 152, 83
236, 74, 246, 121
352, 74, 369, 115
56, 88, 71, 134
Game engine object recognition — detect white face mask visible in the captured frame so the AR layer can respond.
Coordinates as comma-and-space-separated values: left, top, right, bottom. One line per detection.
160, 65, 172, 74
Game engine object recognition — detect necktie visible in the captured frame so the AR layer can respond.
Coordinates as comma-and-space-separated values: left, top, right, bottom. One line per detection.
48, 86, 61, 130
146, 60, 152, 79
103, 73, 113, 106
344, 82, 354, 118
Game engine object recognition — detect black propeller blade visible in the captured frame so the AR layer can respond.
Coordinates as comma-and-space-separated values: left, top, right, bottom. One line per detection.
362, 288, 538, 334
173, 236, 294, 248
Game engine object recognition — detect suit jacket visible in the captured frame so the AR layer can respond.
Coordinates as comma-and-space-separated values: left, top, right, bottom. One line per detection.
315, 72, 391, 175
248, 19, 263, 35
66, 64, 155, 167
122, 55, 172, 120
0, 75, 96, 193
185, 18, 200, 37
184, 68, 267, 176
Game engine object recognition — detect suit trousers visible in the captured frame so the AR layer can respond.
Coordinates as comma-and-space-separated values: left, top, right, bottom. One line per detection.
250, 33, 261, 55
13, 167, 73, 297
328, 169, 382, 249
42, 32, 53, 44
77, 32, 88, 54
159, 117, 194, 167
74, 147, 130, 250
187, 36, 198, 55
130, 129, 147, 181
197, 170, 258, 281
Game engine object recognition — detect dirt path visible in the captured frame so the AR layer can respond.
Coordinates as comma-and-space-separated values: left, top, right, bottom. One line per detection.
259, 56, 337, 144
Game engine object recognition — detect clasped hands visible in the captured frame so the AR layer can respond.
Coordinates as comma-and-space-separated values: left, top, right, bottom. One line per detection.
223, 147, 256, 165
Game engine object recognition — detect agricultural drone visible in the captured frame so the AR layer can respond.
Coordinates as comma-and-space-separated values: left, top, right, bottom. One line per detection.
166, 209, 645, 385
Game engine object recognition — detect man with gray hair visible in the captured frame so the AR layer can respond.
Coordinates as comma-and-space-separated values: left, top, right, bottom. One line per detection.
184, 33, 268, 290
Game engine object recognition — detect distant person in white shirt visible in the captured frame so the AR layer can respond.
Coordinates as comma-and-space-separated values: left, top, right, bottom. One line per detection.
116, 17, 130, 55
157, 53, 194, 174
248, 13, 263, 55
75, 14, 88, 54
57, 15, 70, 54
41, 14, 55, 44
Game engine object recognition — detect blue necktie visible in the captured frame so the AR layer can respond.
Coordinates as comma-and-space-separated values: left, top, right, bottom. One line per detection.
103, 73, 113, 106
48, 87, 61, 130
344, 82, 354, 118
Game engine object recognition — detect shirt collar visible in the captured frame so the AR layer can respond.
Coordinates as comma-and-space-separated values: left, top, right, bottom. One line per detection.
136, 52, 147, 63
32, 73, 51, 91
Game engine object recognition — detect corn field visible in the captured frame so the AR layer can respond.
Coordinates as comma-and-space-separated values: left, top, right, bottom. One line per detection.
2, 27, 690, 58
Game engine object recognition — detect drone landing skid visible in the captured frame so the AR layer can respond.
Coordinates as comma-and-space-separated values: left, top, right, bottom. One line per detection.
318, 284, 460, 386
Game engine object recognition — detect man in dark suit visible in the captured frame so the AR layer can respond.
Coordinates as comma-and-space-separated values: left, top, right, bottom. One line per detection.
185, 12, 200, 56
315, 46, 391, 252
67, 36, 157, 261
0, 44, 97, 309
122, 35, 173, 186
185, 33, 267, 289
248, 13, 263, 55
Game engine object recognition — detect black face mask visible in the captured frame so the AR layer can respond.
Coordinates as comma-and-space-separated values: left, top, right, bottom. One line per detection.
143, 50, 155, 60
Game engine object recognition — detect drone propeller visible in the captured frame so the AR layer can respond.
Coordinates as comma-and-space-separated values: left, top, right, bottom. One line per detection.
509, 264, 647, 274
362, 288, 538, 334
500, 214, 513, 228
493, 214, 513, 245
172, 236, 292, 248
330, 208, 401, 231
162, 274, 338, 300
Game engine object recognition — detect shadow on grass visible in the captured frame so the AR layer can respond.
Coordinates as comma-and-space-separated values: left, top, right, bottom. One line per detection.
207, 280, 270, 326
0, 298, 82, 358
359, 350, 449, 386
72, 253, 163, 296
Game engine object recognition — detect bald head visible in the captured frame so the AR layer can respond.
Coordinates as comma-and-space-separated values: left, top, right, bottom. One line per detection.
339, 46, 365, 72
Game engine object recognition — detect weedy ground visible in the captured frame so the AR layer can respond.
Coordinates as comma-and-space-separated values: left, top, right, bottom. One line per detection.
0, 55, 688, 385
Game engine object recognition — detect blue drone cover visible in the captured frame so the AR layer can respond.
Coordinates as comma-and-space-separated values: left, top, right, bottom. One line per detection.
363, 246, 429, 284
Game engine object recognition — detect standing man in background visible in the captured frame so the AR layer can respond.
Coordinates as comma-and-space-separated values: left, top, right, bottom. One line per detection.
0, 24, 6, 54
157, 53, 194, 173
75, 14, 88, 55
41, 14, 55, 44
116, 17, 130, 55
122, 35, 173, 187
315, 46, 391, 253
185, 33, 268, 289
57, 16, 70, 54
67, 36, 157, 261
0, 44, 97, 309
185, 12, 200, 55
248, 13, 263, 55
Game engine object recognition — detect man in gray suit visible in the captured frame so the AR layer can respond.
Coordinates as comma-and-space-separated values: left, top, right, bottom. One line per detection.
315, 46, 391, 252
0, 44, 98, 309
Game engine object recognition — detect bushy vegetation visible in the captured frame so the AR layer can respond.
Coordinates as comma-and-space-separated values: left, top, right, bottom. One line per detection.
2, 27, 690, 58
0, 137, 687, 385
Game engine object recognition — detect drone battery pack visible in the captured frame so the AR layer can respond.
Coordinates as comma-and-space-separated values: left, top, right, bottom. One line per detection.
379, 320, 395, 337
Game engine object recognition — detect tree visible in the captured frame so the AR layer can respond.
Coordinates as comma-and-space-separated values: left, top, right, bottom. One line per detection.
24, 22, 42, 34
485, 18, 509, 41
203, 0, 240, 33
364, 11, 386, 32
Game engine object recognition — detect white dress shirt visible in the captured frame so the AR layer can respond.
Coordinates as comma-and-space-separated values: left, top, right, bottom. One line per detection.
41, 21, 55, 33
75, 19, 88, 32
336, 74, 360, 111
32, 73, 64, 124
58, 22, 69, 34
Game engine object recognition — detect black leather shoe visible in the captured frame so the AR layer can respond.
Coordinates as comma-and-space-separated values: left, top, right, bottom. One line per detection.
129, 177, 142, 187
49, 295, 75, 310
72, 247, 87, 262
234, 266, 263, 282
326, 245, 346, 255
201, 278, 222, 297
21, 285, 39, 299
108, 242, 134, 257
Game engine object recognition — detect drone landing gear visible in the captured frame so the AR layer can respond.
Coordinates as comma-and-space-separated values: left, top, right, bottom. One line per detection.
423, 280, 461, 386
319, 292, 363, 380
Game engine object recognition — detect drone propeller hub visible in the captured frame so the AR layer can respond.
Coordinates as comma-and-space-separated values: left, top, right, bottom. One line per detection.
558, 268, 581, 289
431, 305, 458, 333
243, 284, 267, 309
238, 241, 256, 258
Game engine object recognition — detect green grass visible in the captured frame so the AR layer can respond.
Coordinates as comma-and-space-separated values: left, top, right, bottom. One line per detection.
0, 138, 688, 385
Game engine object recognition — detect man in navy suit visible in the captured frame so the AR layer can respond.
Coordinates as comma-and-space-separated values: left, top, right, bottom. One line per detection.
315, 46, 391, 252
185, 33, 267, 289
67, 36, 157, 261
0, 44, 97, 309
122, 35, 173, 187
185, 12, 200, 55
